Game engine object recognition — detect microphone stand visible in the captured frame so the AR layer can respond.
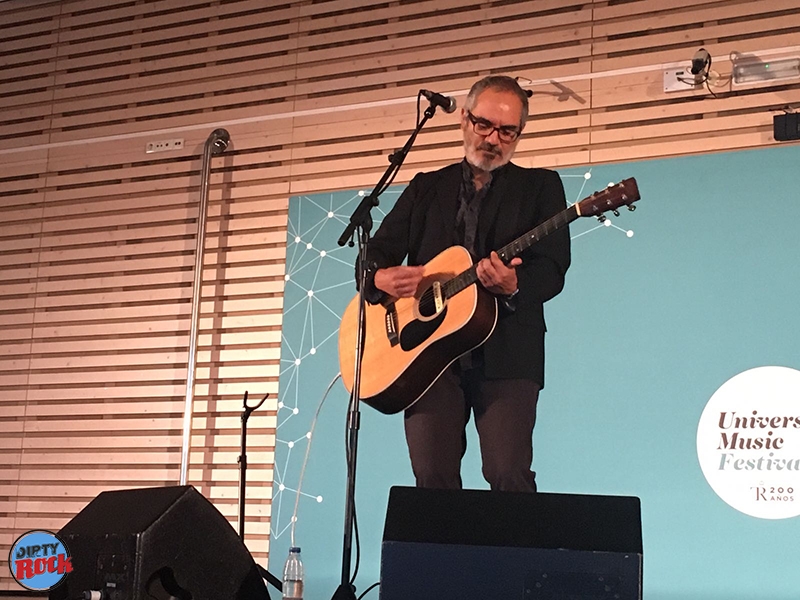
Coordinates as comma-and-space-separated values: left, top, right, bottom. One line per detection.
332, 99, 442, 600
238, 390, 283, 595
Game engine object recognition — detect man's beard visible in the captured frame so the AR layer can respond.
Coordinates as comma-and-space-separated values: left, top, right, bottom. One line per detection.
466, 141, 505, 172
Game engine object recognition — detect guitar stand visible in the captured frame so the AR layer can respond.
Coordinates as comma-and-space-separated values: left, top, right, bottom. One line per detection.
332, 95, 443, 600
238, 390, 283, 595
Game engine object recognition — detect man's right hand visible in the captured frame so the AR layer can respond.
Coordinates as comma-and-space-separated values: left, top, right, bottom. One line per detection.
373, 265, 425, 298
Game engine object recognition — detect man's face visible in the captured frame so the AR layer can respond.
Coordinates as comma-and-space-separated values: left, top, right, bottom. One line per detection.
461, 88, 524, 172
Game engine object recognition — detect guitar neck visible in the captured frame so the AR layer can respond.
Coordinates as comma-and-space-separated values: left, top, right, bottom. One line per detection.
443, 204, 579, 298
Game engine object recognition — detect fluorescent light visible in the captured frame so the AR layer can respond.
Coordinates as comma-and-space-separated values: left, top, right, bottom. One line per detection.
732, 57, 800, 85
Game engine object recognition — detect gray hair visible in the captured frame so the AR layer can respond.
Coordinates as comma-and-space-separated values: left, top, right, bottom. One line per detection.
463, 75, 530, 130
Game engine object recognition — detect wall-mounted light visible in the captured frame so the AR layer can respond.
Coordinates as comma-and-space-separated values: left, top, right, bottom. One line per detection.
732, 57, 800, 85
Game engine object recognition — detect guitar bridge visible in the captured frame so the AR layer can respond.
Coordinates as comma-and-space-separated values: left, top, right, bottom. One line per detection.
385, 302, 399, 347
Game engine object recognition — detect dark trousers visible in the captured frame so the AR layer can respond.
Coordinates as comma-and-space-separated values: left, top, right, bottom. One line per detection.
403, 365, 540, 492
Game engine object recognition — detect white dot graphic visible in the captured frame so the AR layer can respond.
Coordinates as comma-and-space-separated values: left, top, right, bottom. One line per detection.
274, 179, 638, 544
274, 187, 407, 543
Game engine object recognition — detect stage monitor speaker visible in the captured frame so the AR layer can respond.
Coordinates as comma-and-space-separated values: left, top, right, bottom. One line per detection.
49, 485, 269, 600
774, 112, 800, 141
380, 486, 643, 600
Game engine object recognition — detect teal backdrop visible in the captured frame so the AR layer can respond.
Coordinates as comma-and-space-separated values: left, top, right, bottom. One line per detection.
269, 144, 800, 599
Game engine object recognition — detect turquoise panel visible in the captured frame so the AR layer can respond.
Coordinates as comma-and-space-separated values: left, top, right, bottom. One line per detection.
271, 145, 800, 599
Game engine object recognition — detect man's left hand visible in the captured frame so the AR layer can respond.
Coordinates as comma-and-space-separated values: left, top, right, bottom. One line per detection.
476, 251, 521, 296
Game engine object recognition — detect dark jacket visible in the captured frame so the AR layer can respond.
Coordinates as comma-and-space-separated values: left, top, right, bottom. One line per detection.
361, 161, 571, 387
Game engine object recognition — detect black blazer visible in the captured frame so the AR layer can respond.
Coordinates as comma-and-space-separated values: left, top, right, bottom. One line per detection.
362, 161, 571, 387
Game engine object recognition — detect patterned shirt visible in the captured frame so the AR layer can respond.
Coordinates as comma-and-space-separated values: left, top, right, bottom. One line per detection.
456, 159, 494, 256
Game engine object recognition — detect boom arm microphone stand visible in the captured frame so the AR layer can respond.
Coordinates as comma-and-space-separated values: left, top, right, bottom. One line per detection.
238, 390, 283, 595
332, 96, 446, 600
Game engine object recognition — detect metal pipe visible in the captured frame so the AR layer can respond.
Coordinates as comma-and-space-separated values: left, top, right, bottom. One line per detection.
179, 128, 231, 485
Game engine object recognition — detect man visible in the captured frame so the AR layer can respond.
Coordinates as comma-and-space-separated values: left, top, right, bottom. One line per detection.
360, 76, 571, 492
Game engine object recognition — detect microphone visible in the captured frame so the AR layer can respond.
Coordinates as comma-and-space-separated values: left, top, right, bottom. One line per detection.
420, 89, 457, 114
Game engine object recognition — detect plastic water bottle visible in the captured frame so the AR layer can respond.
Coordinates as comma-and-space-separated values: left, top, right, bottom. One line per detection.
282, 547, 304, 600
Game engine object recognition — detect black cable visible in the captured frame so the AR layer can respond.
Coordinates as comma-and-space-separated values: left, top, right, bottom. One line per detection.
342, 390, 361, 588
343, 409, 361, 586
356, 582, 380, 600
344, 306, 369, 587
703, 53, 719, 99
704, 77, 719, 99
676, 74, 707, 87
676, 71, 720, 98
350, 503, 360, 585
340, 226, 375, 592
677, 52, 722, 98
514, 75, 534, 97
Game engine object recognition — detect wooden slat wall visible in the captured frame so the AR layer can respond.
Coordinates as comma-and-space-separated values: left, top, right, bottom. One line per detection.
1, 0, 799, 591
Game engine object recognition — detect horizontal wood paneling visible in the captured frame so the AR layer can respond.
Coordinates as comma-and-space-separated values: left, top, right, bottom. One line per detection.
2, 0, 800, 591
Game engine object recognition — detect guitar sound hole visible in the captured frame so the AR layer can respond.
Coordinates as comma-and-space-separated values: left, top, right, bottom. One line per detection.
417, 287, 438, 318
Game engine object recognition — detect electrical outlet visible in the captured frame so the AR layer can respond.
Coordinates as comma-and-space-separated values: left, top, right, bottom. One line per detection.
663, 69, 699, 93
145, 138, 184, 153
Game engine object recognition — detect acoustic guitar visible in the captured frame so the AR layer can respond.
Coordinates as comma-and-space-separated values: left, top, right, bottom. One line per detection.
338, 178, 640, 414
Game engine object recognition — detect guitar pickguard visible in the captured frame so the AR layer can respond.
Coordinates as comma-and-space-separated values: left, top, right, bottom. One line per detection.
399, 308, 447, 351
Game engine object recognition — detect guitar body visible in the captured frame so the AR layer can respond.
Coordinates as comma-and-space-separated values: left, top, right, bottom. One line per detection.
338, 246, 498, 414
337, 177, 641, 415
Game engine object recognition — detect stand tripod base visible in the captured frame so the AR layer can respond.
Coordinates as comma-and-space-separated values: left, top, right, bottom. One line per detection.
256, 564, 283, 594
332, 582, 357, 600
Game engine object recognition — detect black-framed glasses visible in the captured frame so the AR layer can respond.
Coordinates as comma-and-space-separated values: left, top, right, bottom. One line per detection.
466, 110, 521, 143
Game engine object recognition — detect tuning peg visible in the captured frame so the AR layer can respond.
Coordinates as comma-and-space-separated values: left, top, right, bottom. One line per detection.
628, 205, 636, 212
612, 209, 620, 217
597, 214, 607, 223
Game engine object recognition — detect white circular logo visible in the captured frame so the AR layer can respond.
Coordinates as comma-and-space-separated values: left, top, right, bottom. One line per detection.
697, 366, 800, 519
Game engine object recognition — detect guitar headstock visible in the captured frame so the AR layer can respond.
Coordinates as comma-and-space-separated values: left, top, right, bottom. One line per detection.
576, 178, 640, 218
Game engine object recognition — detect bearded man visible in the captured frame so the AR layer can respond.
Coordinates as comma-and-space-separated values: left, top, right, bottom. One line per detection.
360, 75, 571, 492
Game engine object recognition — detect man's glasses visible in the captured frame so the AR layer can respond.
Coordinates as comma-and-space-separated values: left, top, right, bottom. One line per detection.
466, 110, 521, 143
